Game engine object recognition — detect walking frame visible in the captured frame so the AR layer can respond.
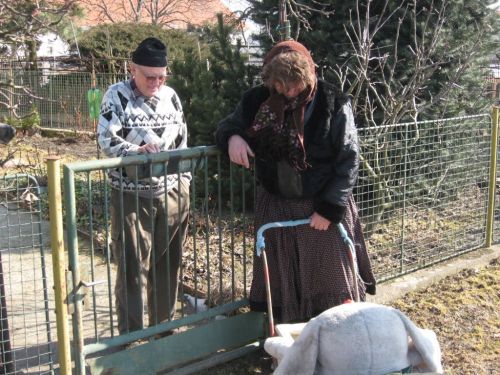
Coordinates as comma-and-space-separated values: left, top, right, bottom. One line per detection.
255, 218, 361, 337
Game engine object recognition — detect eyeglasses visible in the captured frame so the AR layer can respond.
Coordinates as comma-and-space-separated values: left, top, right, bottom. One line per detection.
137, 68, 169, 84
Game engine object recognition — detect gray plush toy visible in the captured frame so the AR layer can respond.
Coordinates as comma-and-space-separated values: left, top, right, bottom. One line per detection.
264, 302, 443, 375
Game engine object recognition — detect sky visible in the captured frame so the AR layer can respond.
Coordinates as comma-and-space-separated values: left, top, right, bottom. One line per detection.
221, 0, 260, 42
221, 0, 251, 13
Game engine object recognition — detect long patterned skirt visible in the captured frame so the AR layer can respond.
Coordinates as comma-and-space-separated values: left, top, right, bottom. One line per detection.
249, 188, 376, 323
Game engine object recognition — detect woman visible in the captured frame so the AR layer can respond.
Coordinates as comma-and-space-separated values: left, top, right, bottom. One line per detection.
216, 40, 376, 323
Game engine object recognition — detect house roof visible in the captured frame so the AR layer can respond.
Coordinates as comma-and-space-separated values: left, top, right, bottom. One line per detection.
74, 0, 233, 29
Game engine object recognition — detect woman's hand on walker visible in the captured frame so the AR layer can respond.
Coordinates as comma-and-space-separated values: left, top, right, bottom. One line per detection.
228, 135, 254, 169
310, 212, 331, 231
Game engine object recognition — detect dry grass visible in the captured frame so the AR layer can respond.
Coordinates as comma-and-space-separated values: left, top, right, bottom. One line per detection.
393, 257, 499, 375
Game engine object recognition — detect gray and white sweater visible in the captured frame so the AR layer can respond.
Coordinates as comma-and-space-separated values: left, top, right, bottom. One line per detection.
98, 79, 189, 196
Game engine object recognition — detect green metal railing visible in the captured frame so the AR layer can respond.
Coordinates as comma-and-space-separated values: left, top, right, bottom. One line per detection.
60, 146, 263, 374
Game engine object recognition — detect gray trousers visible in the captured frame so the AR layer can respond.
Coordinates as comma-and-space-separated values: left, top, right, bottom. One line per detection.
110, 178, 190, 334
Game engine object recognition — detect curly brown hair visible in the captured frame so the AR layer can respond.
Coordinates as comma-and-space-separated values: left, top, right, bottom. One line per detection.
261, 51, 316, 93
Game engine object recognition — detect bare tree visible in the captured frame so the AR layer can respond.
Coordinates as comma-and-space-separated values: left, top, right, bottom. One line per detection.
0, 0, 77, 117
255, 0, 334, 42
0, 0, 76, 45
78, 0, 219, 27
327, 0, 494, 230
336, 0, 489, 126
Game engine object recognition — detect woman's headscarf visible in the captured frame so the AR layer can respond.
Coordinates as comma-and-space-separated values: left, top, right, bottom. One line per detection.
262, 40, 316, 79
246, 40, 317, 171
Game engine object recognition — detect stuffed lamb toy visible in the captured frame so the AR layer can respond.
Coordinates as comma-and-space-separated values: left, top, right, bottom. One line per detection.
264, 302, 443, 375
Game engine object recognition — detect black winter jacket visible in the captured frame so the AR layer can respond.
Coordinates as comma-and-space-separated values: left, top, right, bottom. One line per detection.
215, 79, 359, 224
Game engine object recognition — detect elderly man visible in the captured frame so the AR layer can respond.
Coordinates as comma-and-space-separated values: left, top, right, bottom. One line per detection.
98, 37, 190, 335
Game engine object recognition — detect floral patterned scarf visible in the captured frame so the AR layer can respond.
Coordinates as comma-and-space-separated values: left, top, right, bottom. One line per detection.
245, 41, 317, 171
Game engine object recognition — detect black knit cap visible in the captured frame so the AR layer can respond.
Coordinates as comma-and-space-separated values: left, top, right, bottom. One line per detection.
132, 37, 168, 67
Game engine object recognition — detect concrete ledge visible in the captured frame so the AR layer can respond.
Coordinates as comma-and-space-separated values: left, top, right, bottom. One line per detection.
367, 245, 500, 305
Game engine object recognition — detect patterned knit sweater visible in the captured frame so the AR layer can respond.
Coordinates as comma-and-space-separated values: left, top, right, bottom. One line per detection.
97, 79, 189, 196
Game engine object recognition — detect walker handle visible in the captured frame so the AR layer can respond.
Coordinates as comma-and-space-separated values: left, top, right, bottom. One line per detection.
256, 219, 355, 256
256, 219, 311, 256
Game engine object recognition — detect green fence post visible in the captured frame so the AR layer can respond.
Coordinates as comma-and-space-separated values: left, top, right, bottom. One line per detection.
486, 106, 500, 247
63, 165, 86, 375
47, 157, 72, 374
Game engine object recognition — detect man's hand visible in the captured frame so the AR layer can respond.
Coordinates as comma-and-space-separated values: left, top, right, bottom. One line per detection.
228, 135, 254, 169
310, 212, 331, 231
138, 143, 161, 154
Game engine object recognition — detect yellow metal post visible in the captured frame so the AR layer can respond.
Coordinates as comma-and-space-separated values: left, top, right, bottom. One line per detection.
47, 156, 72, 374
486, 106, 500, 247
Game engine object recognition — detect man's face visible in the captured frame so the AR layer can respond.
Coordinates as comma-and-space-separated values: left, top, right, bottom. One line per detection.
130, 64, 168, 97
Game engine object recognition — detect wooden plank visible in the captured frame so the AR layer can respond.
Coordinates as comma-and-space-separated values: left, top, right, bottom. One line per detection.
87, 312, 266, 375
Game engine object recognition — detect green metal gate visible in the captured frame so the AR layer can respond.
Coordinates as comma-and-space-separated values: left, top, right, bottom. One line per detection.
61, 146, 267, 375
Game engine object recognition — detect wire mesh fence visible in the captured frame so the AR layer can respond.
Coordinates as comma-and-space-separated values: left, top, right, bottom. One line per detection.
0, 63, 127, 132
0, 58, 497, 146
1, 58, 496, 134
58, 112, 496, 371
0, 174, 56, 375
357, 114, 492, 280
494, 110, 500, 245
